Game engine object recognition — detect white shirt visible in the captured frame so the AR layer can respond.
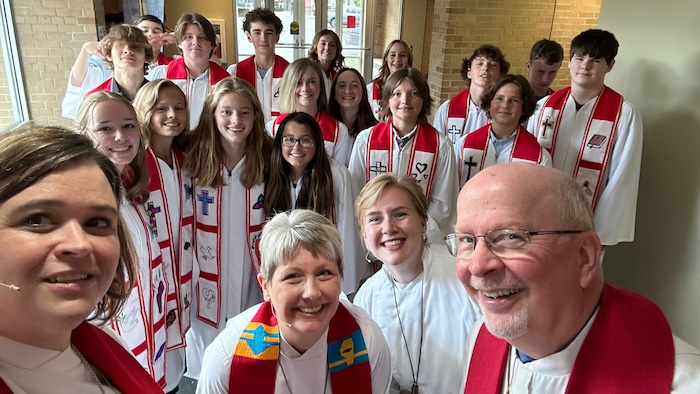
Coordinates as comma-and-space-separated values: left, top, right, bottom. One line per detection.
432, 93, 490, 144
348, 124, 459, 245
61, 59, 111, 120
354, 244, 481, 394
528, 93, 643, 246
196, 299, 393, 394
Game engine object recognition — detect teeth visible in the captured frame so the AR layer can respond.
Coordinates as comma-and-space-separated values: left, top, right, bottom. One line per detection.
384, 239, 402, 247
111, 147, 129, 152
299, 305, 322, 313
49, 274, 88, 283
483, 288, 520, 299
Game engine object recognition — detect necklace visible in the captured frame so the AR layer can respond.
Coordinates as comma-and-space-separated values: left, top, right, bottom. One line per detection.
71, 343, 106, 394
390, 270, 425, 394
278, 354, 328, 394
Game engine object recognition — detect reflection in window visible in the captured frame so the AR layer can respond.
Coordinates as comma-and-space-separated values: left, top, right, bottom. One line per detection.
0, 0, 29, 129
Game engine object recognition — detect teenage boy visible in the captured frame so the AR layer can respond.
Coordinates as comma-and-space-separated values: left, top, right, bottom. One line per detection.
227, 8, 290, 122
532, 29, 643, 247
433, 45, 509, 144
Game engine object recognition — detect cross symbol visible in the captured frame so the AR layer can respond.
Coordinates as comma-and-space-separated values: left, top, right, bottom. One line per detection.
198, 190, 214, 216
369, 160, 387, 175
541, 116, 554, 139
447, 124, 461, 143
464, 156, 477, 180
146, 202, 161, 236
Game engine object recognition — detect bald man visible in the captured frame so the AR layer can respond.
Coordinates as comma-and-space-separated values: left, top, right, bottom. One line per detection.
445, 163, 700, 393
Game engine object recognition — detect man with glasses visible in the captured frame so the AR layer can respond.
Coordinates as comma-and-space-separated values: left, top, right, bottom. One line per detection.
447, 163, 700, 393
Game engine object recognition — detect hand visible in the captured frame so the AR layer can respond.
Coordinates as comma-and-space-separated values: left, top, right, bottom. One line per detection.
82, 41, 105, 60
158, 32, 177, 46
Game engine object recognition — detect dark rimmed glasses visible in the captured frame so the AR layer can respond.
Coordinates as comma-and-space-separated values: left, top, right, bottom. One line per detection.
282, 136, 315, 148
444, 228, 585, 258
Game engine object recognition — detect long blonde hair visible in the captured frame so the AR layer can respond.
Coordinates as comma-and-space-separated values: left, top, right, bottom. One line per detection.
132, 79, 190, 149
278, 58, 328, 114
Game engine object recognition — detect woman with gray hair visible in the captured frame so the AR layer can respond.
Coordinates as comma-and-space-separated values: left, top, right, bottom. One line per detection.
197, 209, 392, 394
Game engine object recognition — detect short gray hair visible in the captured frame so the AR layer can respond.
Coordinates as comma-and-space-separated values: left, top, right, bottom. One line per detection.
551, 173, 595, 231
259, 209, 344, 281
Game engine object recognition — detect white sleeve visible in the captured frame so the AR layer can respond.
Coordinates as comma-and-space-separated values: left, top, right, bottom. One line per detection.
540, 148, 552, 167
61, 65, 107, 120
226, 63, 237, 75
348, 127, 371, 192
593, 101, 643, 246
146, 65, 166, 81
332, 121, 352, 166
195, 328, 235, 394
525, 96, 548, 134
432, 99, 450, 133
425, 136, 459, 245
346, 300, 393, 394
265, 119, 275, 137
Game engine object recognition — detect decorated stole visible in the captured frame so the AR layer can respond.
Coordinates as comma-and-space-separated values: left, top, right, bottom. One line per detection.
111, 201, 167, 388
144, 147, 194, 350
193, 168, 266, 328
459, 124, 543, 186
272, 112, 340, 157
366, 122, 439, 198
370, 79, 382, 120
445, 88, 471, 144
166, 57, 230, 103
228, 302, 372, 393
236, 55, 289, 119
463, 284, 675, 394
535, 86, 622, 210
156, 52, 174, 66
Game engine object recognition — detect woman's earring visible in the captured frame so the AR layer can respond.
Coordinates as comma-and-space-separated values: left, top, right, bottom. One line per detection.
422, 232, 428, 243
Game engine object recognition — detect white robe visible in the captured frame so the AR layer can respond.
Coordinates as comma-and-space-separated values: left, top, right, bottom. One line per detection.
61, 58, 112, 120
432, 95, 490, 144
290, 159, 366, 293
196, 299, 393, 394
462, 314, 700, 393
348, 125, 459, 245
354, 244, 482, 394
528, 94, 643, 246
265, 118, 353, 167
0, 335, 120, 394
147, 65, 214, 130
227, 63, 282, 124
185, 159, 265, 380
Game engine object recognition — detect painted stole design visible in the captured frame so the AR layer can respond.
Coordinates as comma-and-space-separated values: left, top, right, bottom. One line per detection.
228, 302, 372, 394
235, 55, 289, 119
166, 58, 230, 104
445, 88, 471, 144
463, 285, 674, 394
193, 169, 265, 328
370, 79, 382, 120
144, 147, 194, 350
272, 112, 340, 158
111, 201, 167, 388
459, 124, 543, 185
535, 86, 622, 210
365, 122, 439, 198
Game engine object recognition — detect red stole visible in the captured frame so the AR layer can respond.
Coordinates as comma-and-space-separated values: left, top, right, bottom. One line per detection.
0, 322, 163, 393
365, 122, 439, 198
445, 88, 471, 143
236, 55, 289, 118
459, 124, 543, 185
156, 52, 174, 65
166, 57, 230, 99
370, 79, 382, 120
144, 147, 194, 350
535, 86, 622, 210
273, 111, 340, 157
463, 284, 675, 394
193, 167, 266, 328
87, 77, 116, 96
229, 302, 373, 394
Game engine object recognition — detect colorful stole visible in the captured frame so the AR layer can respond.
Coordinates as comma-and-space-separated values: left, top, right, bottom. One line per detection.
156, 52, 174, 66
459, 124, 543, 185
236, 55, 289, 119
193, 168, 266, 328
144, 147, 194, 350
111, 200, 168, 388
272, 111, 340, 158
365, 122, 439, 199
370, 79, 382, 120
0, 322, 164, 394
535, 86, 622, 210
463, 284, 675, 394
229, 302, 373, 393
166, 57, 230, 103
445, 88, 471, 144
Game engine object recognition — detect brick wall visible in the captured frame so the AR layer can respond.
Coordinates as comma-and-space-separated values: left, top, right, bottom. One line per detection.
8, 0, 98, 125
426, 0, 601, 113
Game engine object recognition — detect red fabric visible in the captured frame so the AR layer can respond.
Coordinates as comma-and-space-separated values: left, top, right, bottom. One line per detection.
235, 55, 289, 88
156, 52, 174, 65
447, 88, 470, 118
464, 284, 675, 394
87, 78, 114, 96
166, 57, 230, 85
462, 124, 542, 164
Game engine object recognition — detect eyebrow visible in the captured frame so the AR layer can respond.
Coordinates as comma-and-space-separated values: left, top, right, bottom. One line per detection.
365, 205, 411, 217
17, 199, 119, 216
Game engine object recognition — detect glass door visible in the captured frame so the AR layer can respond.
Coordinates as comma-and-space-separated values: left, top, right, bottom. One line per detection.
274, 0, 316, 61
233, 0, 265, 63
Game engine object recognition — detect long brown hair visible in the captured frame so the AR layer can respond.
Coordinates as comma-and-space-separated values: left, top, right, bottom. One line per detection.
185, 77, 272, 188
328, 68, 377, 137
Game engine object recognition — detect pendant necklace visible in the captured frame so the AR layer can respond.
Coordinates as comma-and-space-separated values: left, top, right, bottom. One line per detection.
71, 343, 106, 394
391, 270, 425, 394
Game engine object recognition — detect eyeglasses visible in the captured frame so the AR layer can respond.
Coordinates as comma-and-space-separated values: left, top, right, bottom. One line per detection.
444, 228, 585, 258
282, 136, 315, 148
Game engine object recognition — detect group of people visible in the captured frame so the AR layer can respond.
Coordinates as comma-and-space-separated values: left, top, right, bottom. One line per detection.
1, 5, 698, 394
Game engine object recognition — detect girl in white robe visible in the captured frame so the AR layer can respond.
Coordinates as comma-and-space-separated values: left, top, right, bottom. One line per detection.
182, 77, 273, 379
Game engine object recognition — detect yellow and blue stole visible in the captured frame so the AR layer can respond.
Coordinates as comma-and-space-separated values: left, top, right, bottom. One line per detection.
229, 301, 373, 393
